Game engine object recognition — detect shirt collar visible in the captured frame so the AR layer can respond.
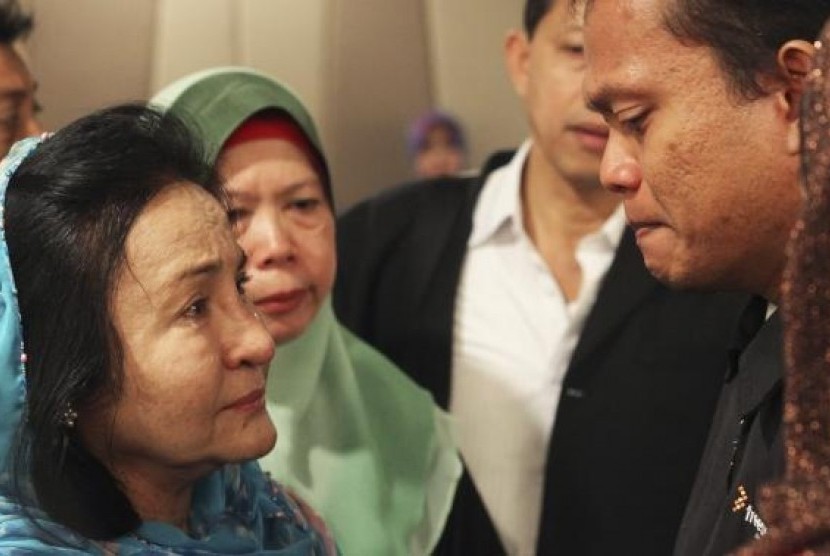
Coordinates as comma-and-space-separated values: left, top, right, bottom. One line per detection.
595, 204, 627, 252
469, 140, 532, 247
469, 140, 626, 251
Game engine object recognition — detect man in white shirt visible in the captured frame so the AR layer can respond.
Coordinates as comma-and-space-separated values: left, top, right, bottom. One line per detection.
334, 0, 746, 554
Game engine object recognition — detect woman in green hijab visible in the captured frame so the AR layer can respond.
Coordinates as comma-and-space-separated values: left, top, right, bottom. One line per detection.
152, 68, 460, 556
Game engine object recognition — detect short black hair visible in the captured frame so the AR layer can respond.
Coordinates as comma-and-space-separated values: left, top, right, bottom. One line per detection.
661, 0, 830, 99
0, 0, 32, 44
524, 0, 555, 37
578, 0, 830, 99
7, 104, 221, 541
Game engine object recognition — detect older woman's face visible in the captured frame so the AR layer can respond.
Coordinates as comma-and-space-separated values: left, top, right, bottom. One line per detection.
82, 182, 276, 478
219, 138, 336, 345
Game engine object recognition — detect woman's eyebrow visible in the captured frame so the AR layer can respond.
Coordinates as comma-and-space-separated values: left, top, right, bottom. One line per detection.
169, 258, 222, 287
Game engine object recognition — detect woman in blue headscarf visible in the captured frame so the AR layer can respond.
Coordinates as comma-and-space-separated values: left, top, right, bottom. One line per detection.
0, 104, 338, 554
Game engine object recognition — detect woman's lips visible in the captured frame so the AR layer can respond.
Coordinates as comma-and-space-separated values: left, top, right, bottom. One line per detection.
254, 289, 307, 316
224, 387, 265, 412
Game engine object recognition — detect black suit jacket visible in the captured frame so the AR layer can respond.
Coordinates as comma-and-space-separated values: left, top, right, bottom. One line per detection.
334, 152, 747, 555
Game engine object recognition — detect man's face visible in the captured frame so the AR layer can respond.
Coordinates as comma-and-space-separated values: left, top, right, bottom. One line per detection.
507, 0, 609, 189
582, 0, 801, 296
0, 44, 40, 158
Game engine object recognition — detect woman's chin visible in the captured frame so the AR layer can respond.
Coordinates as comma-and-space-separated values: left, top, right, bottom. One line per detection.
263, 305, 318, 346
225, 416, 278, 462
250, 418, 278, 458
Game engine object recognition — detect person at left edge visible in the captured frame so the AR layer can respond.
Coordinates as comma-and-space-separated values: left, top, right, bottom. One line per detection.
0, 0, 41, 158
0, 105, 337, 554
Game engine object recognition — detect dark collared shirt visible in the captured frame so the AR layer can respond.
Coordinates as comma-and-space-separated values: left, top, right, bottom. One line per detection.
673, 305, 785, 556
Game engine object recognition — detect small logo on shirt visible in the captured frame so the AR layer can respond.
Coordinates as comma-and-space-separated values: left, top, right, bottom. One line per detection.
731, 484, 768, 538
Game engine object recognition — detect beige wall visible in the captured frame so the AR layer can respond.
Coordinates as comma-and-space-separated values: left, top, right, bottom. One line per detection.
150, 0, 328, 124
425, 0, 527, 169
24, 0, 527, 208
27, 0, 156, 128
239, 0, 327, 123
323, 0, 432, 207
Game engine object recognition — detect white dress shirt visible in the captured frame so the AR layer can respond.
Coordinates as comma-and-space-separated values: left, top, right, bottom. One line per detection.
450, 141, 626, 555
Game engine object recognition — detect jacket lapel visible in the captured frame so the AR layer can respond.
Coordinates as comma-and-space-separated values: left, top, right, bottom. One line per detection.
406, 182, 480, 316
407, 152, 512, 319
734, 313, 783, 417
405, 152, 512, 408
568, 230, 659, 371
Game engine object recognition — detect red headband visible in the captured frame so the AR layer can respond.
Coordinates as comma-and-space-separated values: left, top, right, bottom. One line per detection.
222, 113, 319, 171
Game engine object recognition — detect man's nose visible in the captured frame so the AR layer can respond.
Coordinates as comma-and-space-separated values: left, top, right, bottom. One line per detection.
600, 133, 642, 196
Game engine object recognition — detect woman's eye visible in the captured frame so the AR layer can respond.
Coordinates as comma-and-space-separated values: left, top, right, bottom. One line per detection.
289, 198, 321, 212
184, 298, 208, 319
236, 271, 251, 295
227, 207, 249, 224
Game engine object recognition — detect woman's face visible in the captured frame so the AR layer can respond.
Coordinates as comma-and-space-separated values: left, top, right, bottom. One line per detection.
81, 182, 276, 481
414, 125, 465, 179
219, 138, 336, 345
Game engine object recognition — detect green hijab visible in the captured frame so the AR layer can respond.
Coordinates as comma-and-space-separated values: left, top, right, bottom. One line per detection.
152, 67, 460, 556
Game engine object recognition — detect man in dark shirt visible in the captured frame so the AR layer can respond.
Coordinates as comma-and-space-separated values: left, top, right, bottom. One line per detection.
580, 0, 830, 553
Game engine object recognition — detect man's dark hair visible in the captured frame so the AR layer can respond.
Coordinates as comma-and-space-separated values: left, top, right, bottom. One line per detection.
662, 0, 830, 99
0, 0, 32, 44
524, 0, 555, 37
7, 104, 221, 542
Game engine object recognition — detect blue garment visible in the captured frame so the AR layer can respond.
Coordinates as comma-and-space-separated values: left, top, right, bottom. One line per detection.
0, 137, 336, 555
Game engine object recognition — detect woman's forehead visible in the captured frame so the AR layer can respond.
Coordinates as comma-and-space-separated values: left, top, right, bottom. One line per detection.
122, 183, 231, 283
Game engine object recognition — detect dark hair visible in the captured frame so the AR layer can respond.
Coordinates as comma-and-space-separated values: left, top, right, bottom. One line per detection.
662, 0, 830, 99
6, 104, 221, 541
0, 0, 31, 44
524, 0, 555, 37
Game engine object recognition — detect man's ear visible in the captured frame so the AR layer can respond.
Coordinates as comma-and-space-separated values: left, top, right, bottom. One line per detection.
504, 29, 531, 98
776, 39, 817, 154
776, 39, 817, 120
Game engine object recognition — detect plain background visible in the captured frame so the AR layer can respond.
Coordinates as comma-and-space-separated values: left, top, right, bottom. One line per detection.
22, 0, 527, 209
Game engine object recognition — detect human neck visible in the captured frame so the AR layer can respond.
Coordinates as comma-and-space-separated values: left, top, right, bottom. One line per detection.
116, 463, 197, 533
758, 268, 783, 306
521, 145, 619, 247
520, 145, 619, 301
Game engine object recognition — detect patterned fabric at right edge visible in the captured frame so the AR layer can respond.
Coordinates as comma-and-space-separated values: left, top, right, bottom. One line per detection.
738, 20, 830, 556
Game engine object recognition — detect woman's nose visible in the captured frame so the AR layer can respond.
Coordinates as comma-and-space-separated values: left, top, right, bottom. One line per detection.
223, 304, 276, 370
242, 212, 296, 269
